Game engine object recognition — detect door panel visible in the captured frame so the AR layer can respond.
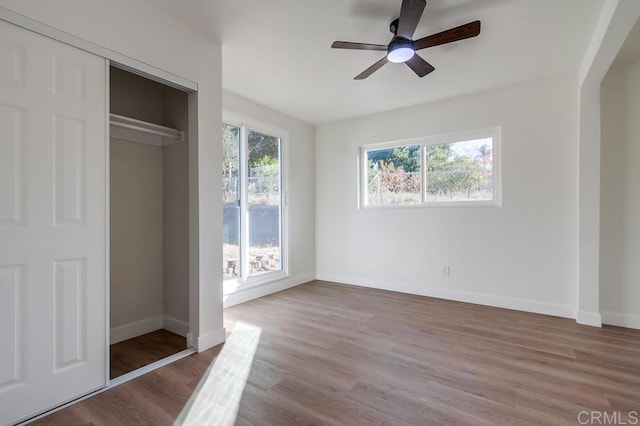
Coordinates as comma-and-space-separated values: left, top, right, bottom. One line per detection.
53, 258, 87, 372
0, 103, 23, 224
0, 265, 23, 391
53, 114, 86, 225
0, 20, 107, 425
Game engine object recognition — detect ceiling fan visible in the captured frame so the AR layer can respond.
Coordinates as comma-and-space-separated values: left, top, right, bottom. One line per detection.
331, 0, 481, 80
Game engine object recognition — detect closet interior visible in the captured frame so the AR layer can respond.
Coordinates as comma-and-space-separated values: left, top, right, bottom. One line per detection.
109, 66, 190, 379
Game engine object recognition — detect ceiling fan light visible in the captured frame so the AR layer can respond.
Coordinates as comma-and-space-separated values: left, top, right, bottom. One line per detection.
387, 47, 415, 63
387, 37, 415, 63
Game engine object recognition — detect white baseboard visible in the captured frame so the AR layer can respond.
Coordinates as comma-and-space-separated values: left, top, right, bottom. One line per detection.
163, 315, 189, 337
576, 310, 602, 327
316, 273, 577, 320
602, 311, 640, 330
223, 272, 315, 308
110, 316, 163, 344
195, 328, 226, 352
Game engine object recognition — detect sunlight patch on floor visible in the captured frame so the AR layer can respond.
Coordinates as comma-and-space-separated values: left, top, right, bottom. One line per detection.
175, 321, 262, 426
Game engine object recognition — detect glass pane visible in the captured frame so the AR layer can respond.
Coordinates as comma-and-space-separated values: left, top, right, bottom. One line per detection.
366, 145, 421, 206
223, 123, 241, 280
247, 129, 281, 275
425, 138, 493, 202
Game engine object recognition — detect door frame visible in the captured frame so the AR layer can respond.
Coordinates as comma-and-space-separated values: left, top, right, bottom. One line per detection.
0, 5, 199, 398
105, 61, 197, 385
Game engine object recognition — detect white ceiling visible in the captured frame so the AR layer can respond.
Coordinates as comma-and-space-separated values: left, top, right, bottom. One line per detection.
143, 0, 604, 124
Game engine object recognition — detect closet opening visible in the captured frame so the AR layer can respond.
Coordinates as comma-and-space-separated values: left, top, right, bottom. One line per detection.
108, 66, 192, 380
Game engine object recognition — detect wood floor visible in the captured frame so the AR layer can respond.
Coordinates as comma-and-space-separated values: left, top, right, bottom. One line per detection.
35, 281, 640, 425
110, 329, 187, 379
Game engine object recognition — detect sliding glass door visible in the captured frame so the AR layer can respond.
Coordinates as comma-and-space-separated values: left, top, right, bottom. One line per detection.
223, 124, 242, 280
247, 129, 282, 274
223, 120, 286, 288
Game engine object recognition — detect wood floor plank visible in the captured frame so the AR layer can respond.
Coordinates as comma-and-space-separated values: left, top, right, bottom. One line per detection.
36, 281, 640, 425
237, 381, 333, 426
110, 329, 187, 379
270, 376, 411, 426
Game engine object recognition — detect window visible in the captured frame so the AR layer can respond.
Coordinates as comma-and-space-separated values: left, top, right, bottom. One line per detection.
223, 117, 287, 289
362, 128, 500, 207
365, 145, 421, 206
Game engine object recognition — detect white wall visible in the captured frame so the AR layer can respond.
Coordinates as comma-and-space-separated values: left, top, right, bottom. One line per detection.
162, 87, 190, 334
222, 90, 316, 306
0, 0, 224, 350
600, 60, 640, 328
110, 139, 164, 333
316, 75, 580, 317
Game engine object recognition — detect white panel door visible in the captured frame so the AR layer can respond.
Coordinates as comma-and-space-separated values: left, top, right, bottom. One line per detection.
0, 20, 107, 425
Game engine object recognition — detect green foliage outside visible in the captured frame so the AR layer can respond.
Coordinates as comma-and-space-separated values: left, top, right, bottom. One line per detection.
222, 124, 280, 203
223, 123, 240, 178
367, 141, 492, 203
223, 124, 280, 173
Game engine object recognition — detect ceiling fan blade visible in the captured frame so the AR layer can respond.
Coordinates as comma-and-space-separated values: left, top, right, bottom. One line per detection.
354, 56, 389, 80
414, 20, 481, 50
331, 41, 388, 51
405, 54, 435, 77
396, 0, 426, 39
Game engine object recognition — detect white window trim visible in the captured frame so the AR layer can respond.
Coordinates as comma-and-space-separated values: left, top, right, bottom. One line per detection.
223, 111, 290, 295
360, 127, 502, 209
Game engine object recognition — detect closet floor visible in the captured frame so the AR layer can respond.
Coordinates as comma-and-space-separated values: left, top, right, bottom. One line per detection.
110, 329, 187, 379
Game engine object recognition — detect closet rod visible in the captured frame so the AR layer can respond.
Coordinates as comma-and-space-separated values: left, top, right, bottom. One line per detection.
109, 113, 184, 142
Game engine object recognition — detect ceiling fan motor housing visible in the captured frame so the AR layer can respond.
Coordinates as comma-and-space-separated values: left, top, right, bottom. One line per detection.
390, 18, 400, 34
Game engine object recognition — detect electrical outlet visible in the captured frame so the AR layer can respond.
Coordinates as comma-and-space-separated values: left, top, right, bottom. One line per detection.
441, 265, 450, 277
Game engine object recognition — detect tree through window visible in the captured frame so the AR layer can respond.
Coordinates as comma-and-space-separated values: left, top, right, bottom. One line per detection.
223, 121, 286, 284
362, 128, 500, 207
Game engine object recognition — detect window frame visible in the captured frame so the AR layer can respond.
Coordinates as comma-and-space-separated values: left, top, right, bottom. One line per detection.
360, 127, 502, 209
223, 111, 290, 295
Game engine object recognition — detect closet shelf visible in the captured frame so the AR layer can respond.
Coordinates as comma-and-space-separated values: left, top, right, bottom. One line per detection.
110, 113, 184, 145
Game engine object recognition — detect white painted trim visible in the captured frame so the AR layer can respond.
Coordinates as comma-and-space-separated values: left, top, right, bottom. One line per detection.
110, 316, 163, 344
224, 273, 315, 308
0, 6, 197, 92
224, 270, 288, 295
316, 273, 577, 319
576, 310, 603, 327
195, 328, 226, 352
601, 311, 640, 330
163, 315, 189, 337
223, 110, 291, 141
579, 0, 640, 85
104, 59, 111, 387
108, 348, 196, 387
